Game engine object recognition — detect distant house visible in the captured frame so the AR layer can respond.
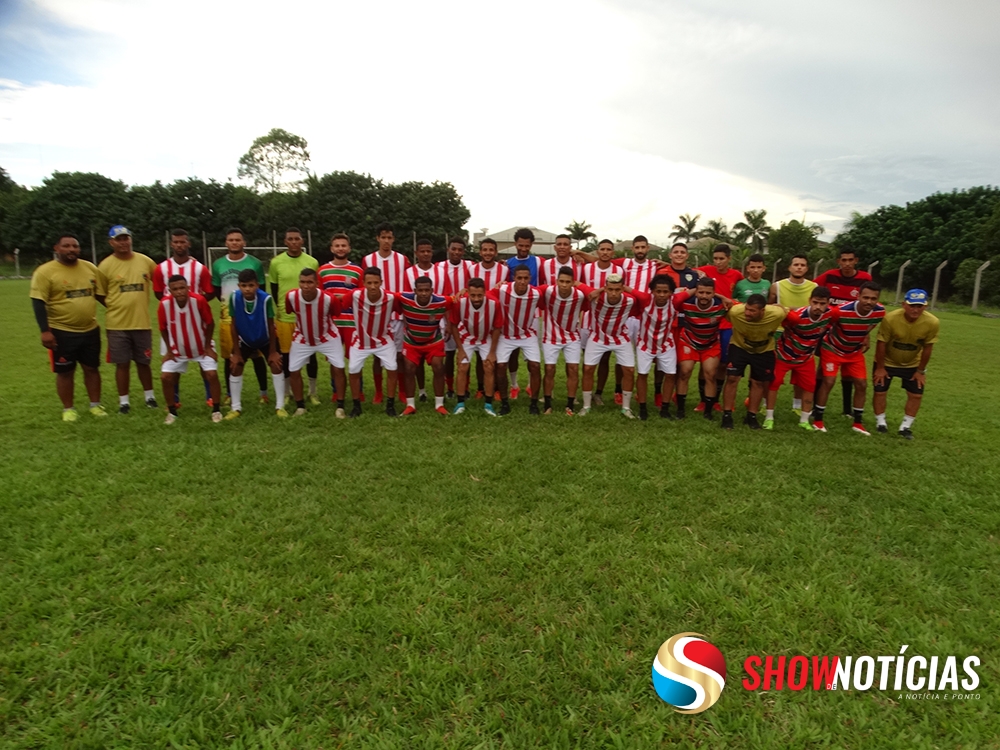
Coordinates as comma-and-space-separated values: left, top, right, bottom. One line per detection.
472, 227, 558, 257
614, 239, 666, 256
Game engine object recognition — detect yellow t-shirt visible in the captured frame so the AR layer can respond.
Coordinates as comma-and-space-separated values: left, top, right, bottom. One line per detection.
727, 304, 787, 353
29, 259, 103, 333
877, 308, 940, 368
774, 278, 817, 308
97, 252, 158, 330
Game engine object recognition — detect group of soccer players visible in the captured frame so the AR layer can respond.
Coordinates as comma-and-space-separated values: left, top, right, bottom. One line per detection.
30, 223, 940, 438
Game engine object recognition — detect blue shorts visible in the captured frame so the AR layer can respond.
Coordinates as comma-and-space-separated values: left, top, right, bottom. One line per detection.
719, 328, 733, 363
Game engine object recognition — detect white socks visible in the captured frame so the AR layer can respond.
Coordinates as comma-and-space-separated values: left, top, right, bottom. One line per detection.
622, 391, 632, 409
229, 374, 244, 412
765, 409, 775, 420
406, 397, 416, 408
143, 389, 155, 401
875, 413, 887, 427
272, 373, 286, 410
435, 396, 444, 408
583, 391, 593, 409
901, 415, 915, 430
800, 410, 810, 424
792, 398, 802, 411
119, 395, 129, 406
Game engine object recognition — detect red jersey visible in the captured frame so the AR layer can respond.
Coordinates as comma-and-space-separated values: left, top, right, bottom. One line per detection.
153, 257, 213, 296
438, 259, 474, 295
821, 301, 885, 357
399, 292, 453, 346
695, 266, 744, 329
674, 290, 727, 351
631, 290, 678, 354
489, 284, 542, 339
580, 262, 617, 329
285, 289, 341, 345
340, 288, 402, 349
615, 257, 661, 293
538, 285, 591, 345
539, 256, 585, 285
813, 269, 873, 307
589, 291, 642, 346
361, 250, 411, 293
776, 306, 839, 364
403, 264, 452, 296
472, 261, 508, 289
158, 292, 213, 359
450, 297, 501, 346
317, 262, 363, 330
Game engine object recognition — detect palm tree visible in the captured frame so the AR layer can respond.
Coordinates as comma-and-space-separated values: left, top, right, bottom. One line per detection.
733, 209, 772, 254
565, 220, 596, 249
699, 219, 731, 243
670, 213, 701, 243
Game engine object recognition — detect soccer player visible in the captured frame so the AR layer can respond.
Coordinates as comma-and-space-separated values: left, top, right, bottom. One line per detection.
438, 238, 474, 398
768, 253, 818, 413
815, 247, 873, 417
30, 233, 107, 420
541, 234, 585, 285
284, 268, 347, 417
674, 277, 730, 419
503, 228, 540, 399
580, 273, 641, 418
362, 222, 410, 403
473, 238, 509, 290
335, 267, 402, 418
225, 269, 286, 419
580, 239, 619, 405
733, 254, 771, 302
270, 227, 320, 403
721, 294, 789, 430
97, 225, 158, 414
158, 275, 222, 424
812, 281, 885, 435
450, 278, 501, 415
764, 286, 837, 430
318, 232, 364, 400
403, 239, 450, 402
211, 228, 268, 403
694, 243, 744, 412
659, 242, 700, 291
629, 274, 679, 420
490, 265, 543, 415
539, 267, 591, 415
399, 277, 455, 415
873, 288, 939, 439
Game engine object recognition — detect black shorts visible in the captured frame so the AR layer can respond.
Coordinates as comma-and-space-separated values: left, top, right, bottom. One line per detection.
239, 340, 271, 360
107, 329, 152, 365
50, 328, 101, 373
727, 346, 775, 382
873, 365, 923, 395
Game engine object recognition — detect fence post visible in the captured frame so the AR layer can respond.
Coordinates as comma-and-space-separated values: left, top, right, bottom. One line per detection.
867, 260, 879, 276
931, 260, 948, 310
91, 230, 97, 265
307, 229, 313, 256
972, 260, 991, 310
894, 259, 912, 305
813, 259, 825, 279
14, 248, 20, 277
202, 232, 208, 265
272, 230, 278, 259
771, 259, 781, 282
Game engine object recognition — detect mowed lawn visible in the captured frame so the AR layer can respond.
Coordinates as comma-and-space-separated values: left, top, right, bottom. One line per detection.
1, 278, 998, 749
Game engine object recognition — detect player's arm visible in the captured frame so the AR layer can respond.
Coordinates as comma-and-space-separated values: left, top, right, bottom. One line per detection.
32, 298, 58, 349
152, 266, 165, 300
486, 326, 501, 364
200, 301, 216, 358
768, 281, 778, 304
94, 267, 107, 306
157, 304, 175, 361
873, 339, 888, 386
229, 316, 243, 366
201, 267, 214, 297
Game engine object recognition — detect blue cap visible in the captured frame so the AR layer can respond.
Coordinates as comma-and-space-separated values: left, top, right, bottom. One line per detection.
108, 225, 132, 238
904, 289, 928, 305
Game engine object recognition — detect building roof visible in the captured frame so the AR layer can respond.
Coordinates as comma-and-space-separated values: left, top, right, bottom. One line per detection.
478, 226, 559, 244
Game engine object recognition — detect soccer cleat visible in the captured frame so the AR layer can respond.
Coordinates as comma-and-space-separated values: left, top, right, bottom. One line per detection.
639, 409, 648, 421
743, 397, 749, 408
89, 405, 108, 418
164, 413, 177, 425
145, 397, 158, 408
62, 409, 79, 422
494, 390, 502, 401
453, 404, 466, 415
499, 401, 511, 416
714, 402, 722, 412
543, 407, 553, 415
693, 401, 705, 413
877, 424, 888, 434
744, 413, 762, 430
211, 411, 223, 423
510, 386, 520, 400
224, 410, 241, 420
385, 403, 397, 417
812, 420, 827, 433
798, 420, 814, 431
335, 408, 346, 419
614, 393, 623, 406
621, 407, 635, 419
483, 403, 498, 417
843, 411, 853, 418
475, 390, 484, 399
401, 405, 417, 416
118, 404, 130, 415
436, 406, 449, 416
592, 393, 604, 407
373, 391, 383, 405
654, 394, 662, 408
276, 408, 289, 418
309, 395, 321, 406
577, 406, 591, 417
565, 407, 575, 416
660, 406, 676, 420
446, 390, 455, 399
349, 403, 362, 418
703, 406, 715, 421
205, 399, 213, 407
529, 403, 540, 416
259, 394, 270, 405
852, 422, 871, 436
293, 407, 307, 417
675, 405, 686, 420
526, 386, 533, 398
223, 395, 231, 406
418, 393, 428, 403
899, 427, 914, 440
762, 417, 774, 430
720, 413, 734, 430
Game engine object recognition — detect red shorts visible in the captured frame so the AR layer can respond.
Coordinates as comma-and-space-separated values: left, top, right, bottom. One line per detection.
819, 349, 866, 380
769, 358, 816, 392
678, 342, 721, 363
403, 340, 445, 365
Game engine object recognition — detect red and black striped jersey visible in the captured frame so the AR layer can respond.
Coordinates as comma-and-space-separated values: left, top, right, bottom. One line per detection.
776, 306, 838, 364
813, 269, 872, 307
399, 292, 453, 346
673, 290, 727, 351
821, 301, 885, 356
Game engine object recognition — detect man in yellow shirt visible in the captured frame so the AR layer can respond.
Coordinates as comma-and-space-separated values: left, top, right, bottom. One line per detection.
29, 233, 108, 421
97, 225, 159, 413
873, 288, 940, 439
269, 227, 320, 403
768, 254, 817, 413
721, 294, 789, 430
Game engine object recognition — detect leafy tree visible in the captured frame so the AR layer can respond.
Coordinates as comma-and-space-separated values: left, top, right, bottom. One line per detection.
766, 220, 820, 269
0, 166, 28, 255
952, 256, 1000, 306
698, 219, 731, 244
565, 219, 595, 249
733, 209, 771, 254
670, 213, 700, 243
237, 128, 311, 193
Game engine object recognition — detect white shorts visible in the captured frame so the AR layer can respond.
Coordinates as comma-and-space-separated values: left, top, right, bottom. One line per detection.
626, 317, 640, 342
496, 335, 541, 364
584, 339, 635, 368
442, 320, 457, 352
392, 319, 404, 353
349, 341, 398, 374
580, 328, 591, 349
542, 340, 582, 366
289, 339, 345, 372
637, 347, 677, 375
459, 341, 492, 364
162, 354, 218, 374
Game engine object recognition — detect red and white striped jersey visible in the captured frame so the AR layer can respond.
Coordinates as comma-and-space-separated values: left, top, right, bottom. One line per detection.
589, 292, 642, 346
157, 292, 213, 359
631, 290, 677, 354
285, 289, 341, 345
152, 257, 213, 295
539, 257, 585, 285
438, 259, 474, 295
361, 250, 411, 293
538, 285, 590, 345
472, 261, 508, 289
616, 257, 659, 293
581, 262, 617, 329
403, 264, 452, 295
449, 297, 501, 346
488, 284, 542, 340
341, 288, 402, 349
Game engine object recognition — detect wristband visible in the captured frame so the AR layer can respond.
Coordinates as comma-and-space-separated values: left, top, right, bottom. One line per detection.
917, 369, 926, 374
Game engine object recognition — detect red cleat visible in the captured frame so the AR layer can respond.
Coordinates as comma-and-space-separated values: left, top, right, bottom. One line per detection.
435, 406, 448, 416
494, 391, 502, 401
526, 386, 533, 398
360, 392, 366, 403
654, 394, 662, 408
373, 390, 383, 404
400, 405, 417, 416
813, 420, 827, 433
474, 390, 484, 399
510, 387, 520, 400
743, 397, 750, 408
694, 402, 705, 413
614, 393, 623, 406
713, 402, 722, 412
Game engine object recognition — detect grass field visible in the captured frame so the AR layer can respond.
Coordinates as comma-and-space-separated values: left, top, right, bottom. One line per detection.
2, 278, 998, 748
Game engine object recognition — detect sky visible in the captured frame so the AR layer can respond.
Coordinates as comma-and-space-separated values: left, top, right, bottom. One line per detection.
1, 0, 998, 245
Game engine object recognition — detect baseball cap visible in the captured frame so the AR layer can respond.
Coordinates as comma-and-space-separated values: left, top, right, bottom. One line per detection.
904, 289, 929, 305
108, 225, 132, 238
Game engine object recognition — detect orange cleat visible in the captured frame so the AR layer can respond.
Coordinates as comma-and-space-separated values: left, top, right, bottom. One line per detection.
510, 386, 520, 400
435, 406, 448, 416
400, 405, 417, 416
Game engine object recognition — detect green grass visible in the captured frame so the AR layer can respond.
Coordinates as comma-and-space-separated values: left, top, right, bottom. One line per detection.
1, 279, 998, 748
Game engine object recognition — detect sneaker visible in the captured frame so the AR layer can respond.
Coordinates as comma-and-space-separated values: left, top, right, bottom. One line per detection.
211, 411, 223, 423
510, 386, 520, 400
659, 406, 676, 420
349, 403, 362, 418
529, 403, 540, 415
484, 404, 498, 417
474, 390, 484, 399
453, 403, 466, 415
703, 406, 715, 421
385, 403, 397, 417
564, 407, 575, 416
224, 410, 241, 420
89, 405, 108, 418
526, 386, 533, 398
335, 408, 346, 419
675, 405, 686, 420
118, 404, 131, 415
435, 406, 449, 416
614, 392, 623, 406
494, 391, 502, 401
543, 407, 553, 415
654, 394, 662, 408
812, 420, 827, 433
713, 402, 722, 412
798, 421, 814, 431
898, 427, 914, 440
259, 394, 270, 405
164, 413, 177, 425
373, 391, 383, 405
852, 422, 871, 436
276, 408, 288, 418
577, 406, 591, 417
721, 413, 734, 430
877, 424, 888, 434
639, 409, 648, 421
621, 407, 635, 419
592, 393, 604, 407
145, 397, 158, 408
62, 408, 79, 422
309, 395, 321, 406
694, 401, 705, 413
418, 393, 428, 403
762, 417, 774, 430
401, 405, 417, 416
205, 399, 213, 407
293, 407, 307, 417
744, 413, 762, 430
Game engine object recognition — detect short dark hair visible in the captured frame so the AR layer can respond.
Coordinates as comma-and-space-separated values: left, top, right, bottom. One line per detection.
512, 264, 531, 277
811, 286, 831, 300
746, 294, 767, 307
468, 277, 485, 289
697, 277, 716, 288
650, 274, 675, 292
838, 248, 858, 259
225, 227, 245, 239
237, 269, 258, 283
598, 238, 614, 248
791, 253, 809, 263
670, 242, 688, 250
555, 234, 571, 242
167, 274, 187, 285
285, 226, 302, 237
513, 228, 535, 243
712, 243, 732, 257
414, 277, 433, 289
633, 235, 648, 244
557, 266, 575, 279
449, 237, 467, 248
299, 267, 317, 278
375, 222, 394, 235
480, 238, 498, 250
416, 238, 433, 249
364, 267, 382, 278
330, 232, 350, 244
170, 228, 188, 238
54, 232, 79, 244
859, 281, 881, 294
747, 253, 766, 265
